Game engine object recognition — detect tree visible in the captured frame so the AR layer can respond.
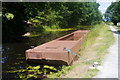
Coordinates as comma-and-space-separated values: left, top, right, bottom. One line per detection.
104, 1, 120, 25
2, 2, 102, 42
2, 2, 45, 42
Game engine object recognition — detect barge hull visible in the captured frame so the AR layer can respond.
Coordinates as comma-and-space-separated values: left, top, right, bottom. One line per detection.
25, 30, 89, 65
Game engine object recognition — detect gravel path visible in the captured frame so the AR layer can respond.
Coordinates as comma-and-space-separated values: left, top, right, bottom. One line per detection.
93, 25, 118, 78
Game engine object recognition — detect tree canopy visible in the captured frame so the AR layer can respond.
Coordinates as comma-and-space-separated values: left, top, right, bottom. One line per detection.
104, 1, 120, 25
2, 2, 102, 42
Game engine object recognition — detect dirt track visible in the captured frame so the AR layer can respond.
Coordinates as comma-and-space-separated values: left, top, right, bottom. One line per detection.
94, 25, 118, 78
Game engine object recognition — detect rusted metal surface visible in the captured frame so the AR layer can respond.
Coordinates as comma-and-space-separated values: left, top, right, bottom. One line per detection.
25, 30, 89, 65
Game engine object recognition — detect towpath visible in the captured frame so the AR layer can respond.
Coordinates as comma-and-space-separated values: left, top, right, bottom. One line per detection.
93, 25, 118, 78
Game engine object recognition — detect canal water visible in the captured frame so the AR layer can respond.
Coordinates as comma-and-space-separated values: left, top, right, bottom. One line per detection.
2, 31, 74, 79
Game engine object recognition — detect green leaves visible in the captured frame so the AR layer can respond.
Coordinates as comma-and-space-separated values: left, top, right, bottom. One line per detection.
27, 2, 102, 28
4, 13, 14, 20
105, 2, 120, 25
2, 2, 102, 42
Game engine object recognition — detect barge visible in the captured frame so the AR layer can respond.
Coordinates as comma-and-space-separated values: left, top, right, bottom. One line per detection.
25, 30, 89, 65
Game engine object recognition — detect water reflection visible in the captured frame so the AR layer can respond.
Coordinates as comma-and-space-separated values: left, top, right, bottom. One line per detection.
2, 30, 74, 79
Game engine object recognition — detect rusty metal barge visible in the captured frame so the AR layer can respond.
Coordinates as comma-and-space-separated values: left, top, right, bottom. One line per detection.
25, 30, 89, 65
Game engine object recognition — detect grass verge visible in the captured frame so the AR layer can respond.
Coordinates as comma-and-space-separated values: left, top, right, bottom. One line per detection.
22, 28, 76, 37
47, 23, 115, 78
22, 25, 92, 37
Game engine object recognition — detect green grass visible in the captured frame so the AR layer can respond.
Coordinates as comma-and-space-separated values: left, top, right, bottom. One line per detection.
7, 23, 115, 79
81, 23, 114, 51
22, 23, 115, 78
79, 23, 115, 78
45, 28, 76, 32
22, 26, 76, 37
43, 25, 76, 32
23, 24, 92, 37
47, 23, 115, 78
85, 69, 99, 78
47, 65, 72, 78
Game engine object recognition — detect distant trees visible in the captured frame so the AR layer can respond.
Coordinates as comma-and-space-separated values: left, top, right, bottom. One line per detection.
104, 1, 120, 25
2, 2, 102, 42
26, 2, 102, 27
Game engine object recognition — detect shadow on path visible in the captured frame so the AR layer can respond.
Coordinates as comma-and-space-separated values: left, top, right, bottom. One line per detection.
108, 30, 120, 34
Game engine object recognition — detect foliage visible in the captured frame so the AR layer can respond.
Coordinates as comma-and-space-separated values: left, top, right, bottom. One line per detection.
48, 23, 115, 78
66, 2, 102, 26
4, 13, 14, 20
83, 24, 114, 78
104, 1, 120, 25
2, 3, 28, 42
45, 28, 76, 32
2, 2, 102, 42
48, 65, 72, 78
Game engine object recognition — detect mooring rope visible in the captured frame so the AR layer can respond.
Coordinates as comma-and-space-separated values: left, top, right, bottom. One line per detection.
63, 48, 94, 65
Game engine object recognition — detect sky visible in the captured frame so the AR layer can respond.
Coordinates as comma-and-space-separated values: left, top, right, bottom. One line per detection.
97, 0, 116, 14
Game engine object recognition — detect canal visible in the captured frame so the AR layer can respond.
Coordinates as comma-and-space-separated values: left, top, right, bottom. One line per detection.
2, 30, 74, 79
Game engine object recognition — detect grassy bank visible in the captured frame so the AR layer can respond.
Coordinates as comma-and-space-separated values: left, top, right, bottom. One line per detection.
22, 25, 92, 37
47, 23, 115, 78
22, 28, 76, 37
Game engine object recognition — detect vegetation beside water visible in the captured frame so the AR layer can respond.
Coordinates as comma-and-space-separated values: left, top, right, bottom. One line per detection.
2, 1, 119, 79
3, 23, 115, 79
23, 25, 92, 37
47, 23, 115, 78
104, 1, 120, 25
2, 2, 102, 42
